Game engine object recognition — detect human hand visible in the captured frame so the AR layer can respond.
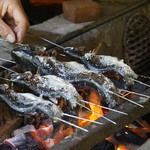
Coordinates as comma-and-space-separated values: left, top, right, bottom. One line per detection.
0, 0, 29, 43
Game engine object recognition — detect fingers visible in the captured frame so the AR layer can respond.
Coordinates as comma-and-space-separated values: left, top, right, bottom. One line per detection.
14, 18, 29, 43
0, 19, 16, 43
0, 0, 29, 43
12, 0, 29, 43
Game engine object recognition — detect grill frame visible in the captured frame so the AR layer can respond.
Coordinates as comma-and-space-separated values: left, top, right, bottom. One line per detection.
0, 0, 149, 149
123, 13, 150, 75
49, 88, 150, 150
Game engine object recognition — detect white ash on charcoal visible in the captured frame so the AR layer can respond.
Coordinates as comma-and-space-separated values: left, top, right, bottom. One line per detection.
0, 119, 75, 150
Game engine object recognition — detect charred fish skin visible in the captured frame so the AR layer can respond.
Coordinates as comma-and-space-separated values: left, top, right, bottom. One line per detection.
64, 48, 138, 87
67, 72, 118, 108
11, 45, 46, 73
83, 54, 138, 85
32, 56, 119, 107
10, 71, 82, 109
11, 46, 119, 108
0, 84, 62, 122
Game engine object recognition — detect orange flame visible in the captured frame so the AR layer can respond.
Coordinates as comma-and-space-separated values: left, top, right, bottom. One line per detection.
126, 126, 150, 140
30, 88, 106, 148
117, 145, 128, 150
78, 90, 104, 127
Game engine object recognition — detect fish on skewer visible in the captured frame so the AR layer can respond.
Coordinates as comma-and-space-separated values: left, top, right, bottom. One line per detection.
11, 45, 145, 108
40, 38, 150, 90
11, 45, 120, 108
10, 71, 83, 109
0, 65, 127, 126
0, 84, 91, 132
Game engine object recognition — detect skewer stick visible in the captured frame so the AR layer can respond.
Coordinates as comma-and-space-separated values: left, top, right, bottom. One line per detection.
62, 113, 103, 125
0, 65, 17, 73
80, 100, 128, 115
0, 58, 16, 64
76, 102, 116, 125
2, 46, 12, 50
108, 90, 144, 108
15, 43, 25, 46
137, 74, 150, 80
119, 89, 150, 98
0, 37, 25, 46
40, 37, 65, 49
132, 78, 150, 88
55, 117, 88, 132
58, 53, 66, 57
0, 77, 11, 82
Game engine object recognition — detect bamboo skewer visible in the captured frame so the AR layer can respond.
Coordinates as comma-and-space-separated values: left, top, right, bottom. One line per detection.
55, 117, 88, 132
132, 78, 150, 88
108, 90, 144, 108
119, 89, 150, 98
62, 113, 103, 125
0, 65, 17, 73
80, 100, 128, 115
0, 58, 16, 64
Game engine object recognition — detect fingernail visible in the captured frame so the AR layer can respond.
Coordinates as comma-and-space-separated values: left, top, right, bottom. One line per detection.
6, 34, 15, 43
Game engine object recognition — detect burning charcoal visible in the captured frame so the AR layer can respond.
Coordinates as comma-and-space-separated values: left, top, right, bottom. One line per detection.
13, 125, 36, 136
91, 140, 115, 150
0, 143, 12, 150
114, 127, 146, 146
141, 112, 150, 126
4, 133, 43, 150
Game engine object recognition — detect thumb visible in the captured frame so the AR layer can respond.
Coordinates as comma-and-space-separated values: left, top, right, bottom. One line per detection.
0, 19, 16, 43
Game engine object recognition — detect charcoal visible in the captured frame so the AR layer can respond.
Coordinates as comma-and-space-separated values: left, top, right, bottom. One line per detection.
141, 112, 150, 125
4, 133, 43, 150
0, 143, 12, 150
114, 127, 146, 146
92, 140, 115, 150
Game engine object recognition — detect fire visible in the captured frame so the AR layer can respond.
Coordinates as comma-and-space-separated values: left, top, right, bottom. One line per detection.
29, 88, 105, 148
126, 126, 150, 140
117, 145, 128, 150
30, 121, 74, 149
78, 89, 104, 127
30, 0, 66, 6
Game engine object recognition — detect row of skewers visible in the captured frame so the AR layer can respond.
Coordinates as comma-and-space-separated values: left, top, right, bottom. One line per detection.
0, 38, 150, 134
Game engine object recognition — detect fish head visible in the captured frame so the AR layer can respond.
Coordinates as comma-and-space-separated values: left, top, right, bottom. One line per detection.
64, 47, 85, 62
11, 45, 46, 73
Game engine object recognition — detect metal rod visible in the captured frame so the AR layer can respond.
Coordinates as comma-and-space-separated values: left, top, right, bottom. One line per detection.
108, 91, 144, 108
137, 74, 150, 80
55, 117, 88, 132
40, 37, 65, 49
15, 43, 25, 46
80, 100, 128, 115
62, 113, 103, 125
58, 53, 66, 57
119, 89, 150, 98
0, 58, 16, 64
132, 78, 150, 88
76, 102, 116, 125
0, 65, 17, 73
0, 76, 11, 82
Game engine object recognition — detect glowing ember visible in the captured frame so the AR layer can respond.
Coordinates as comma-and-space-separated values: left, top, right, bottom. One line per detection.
30, 121, 74, 149
117, 145, 128, 150
126, 126, 150, 140
78, 89, 104, 127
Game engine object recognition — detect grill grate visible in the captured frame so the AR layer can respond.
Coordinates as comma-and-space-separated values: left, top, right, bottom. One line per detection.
124, 13, 150, 75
